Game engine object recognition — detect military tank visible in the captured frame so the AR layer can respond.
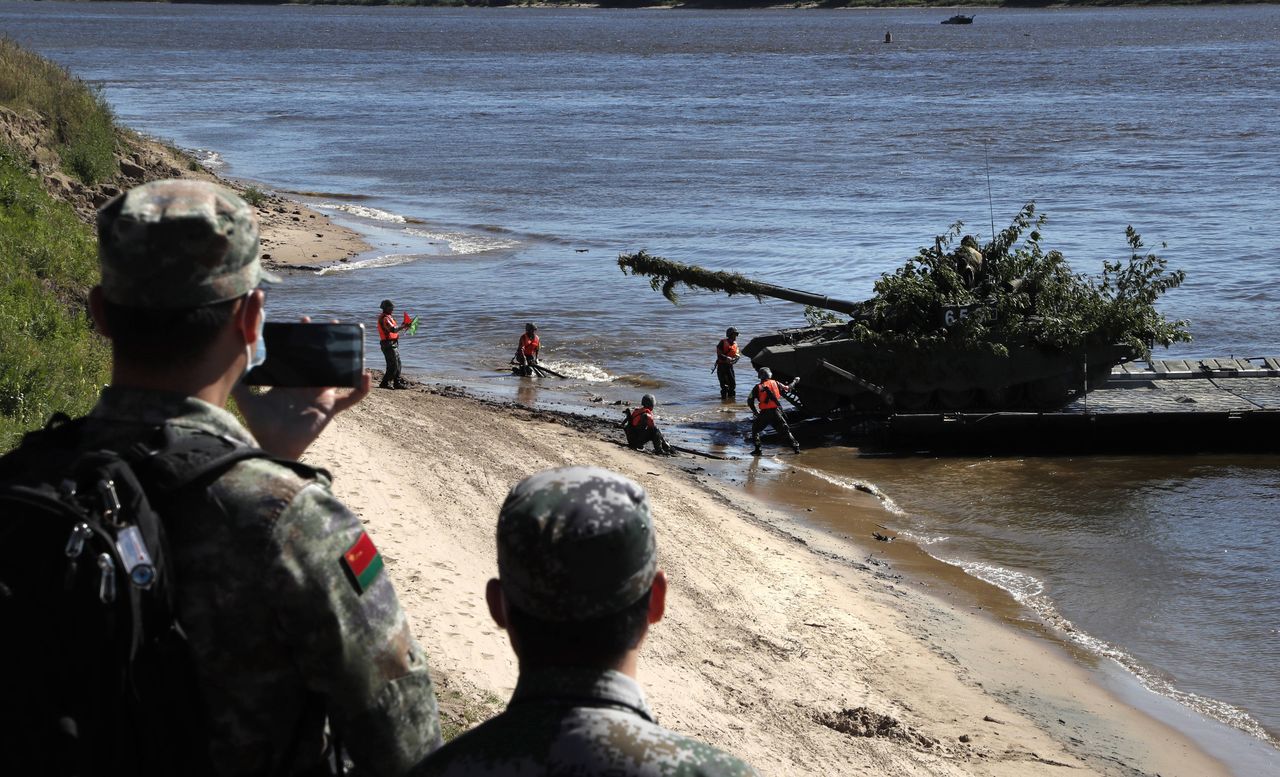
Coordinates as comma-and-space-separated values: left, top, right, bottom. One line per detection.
730, 279, 1136, 416
619, 207, 1190, 419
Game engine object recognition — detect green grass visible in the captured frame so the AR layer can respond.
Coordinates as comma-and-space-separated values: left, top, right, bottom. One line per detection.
0, 36, 118, 184
242, 184, 268, 207
0, 146, 109, 450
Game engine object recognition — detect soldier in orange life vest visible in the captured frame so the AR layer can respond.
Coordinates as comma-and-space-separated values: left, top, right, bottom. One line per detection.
514, 322, 540, 376
377, 299, 409, 390
622, 394, 674, 455
747, 367, 800, 456
715, 327, 741, 400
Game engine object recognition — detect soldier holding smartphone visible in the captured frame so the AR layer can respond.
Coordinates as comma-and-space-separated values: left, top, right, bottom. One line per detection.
38, 180, 442, 773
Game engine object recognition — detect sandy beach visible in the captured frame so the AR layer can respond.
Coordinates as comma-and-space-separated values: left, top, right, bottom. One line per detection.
302, 379, 1228, 776
251, 191, 370, 271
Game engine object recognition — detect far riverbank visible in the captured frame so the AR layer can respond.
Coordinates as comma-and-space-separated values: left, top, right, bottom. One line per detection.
68, 0, 1280, 9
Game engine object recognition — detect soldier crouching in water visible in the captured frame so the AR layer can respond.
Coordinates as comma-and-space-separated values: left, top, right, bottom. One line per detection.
415, 467, 759, 777
514, 322, 540, 376
622, 393, 675, 455
748, 367, 800, 455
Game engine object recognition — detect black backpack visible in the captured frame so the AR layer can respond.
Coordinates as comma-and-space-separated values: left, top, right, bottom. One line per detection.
0, 414, 280, 777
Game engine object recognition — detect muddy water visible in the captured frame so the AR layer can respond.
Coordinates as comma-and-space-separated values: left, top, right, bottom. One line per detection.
718, 447, 1280, 775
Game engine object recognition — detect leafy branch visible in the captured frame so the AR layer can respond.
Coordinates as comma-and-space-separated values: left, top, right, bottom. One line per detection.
617, 250, 765, 303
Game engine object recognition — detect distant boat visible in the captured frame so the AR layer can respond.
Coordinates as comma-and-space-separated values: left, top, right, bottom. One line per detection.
941, 14, 975, 25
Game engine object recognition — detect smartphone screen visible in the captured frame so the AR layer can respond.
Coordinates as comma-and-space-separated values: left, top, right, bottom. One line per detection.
242, 322, 365, 388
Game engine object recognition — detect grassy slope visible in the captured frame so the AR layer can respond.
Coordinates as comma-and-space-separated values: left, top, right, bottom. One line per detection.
0, 39, 115, 450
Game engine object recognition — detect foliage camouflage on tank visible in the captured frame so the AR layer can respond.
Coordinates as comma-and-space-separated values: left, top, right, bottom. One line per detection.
619, 203, 1191, 414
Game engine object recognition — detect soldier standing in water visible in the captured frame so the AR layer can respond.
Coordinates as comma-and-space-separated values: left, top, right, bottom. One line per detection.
377, 299, 410, 389
715, 327, 741, 400
747, 367, 800, 456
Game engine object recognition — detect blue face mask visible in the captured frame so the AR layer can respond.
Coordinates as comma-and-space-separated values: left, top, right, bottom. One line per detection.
246, 302, 267, 371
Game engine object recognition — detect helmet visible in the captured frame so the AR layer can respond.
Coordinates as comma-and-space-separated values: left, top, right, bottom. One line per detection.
525, 322, 538, 333
380, 299, 394, 312
757, 367, 772, 381
726, 327, 739, 337
641, 393, 656, 409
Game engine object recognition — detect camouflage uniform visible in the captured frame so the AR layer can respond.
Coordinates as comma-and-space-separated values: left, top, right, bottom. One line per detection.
417, 467, 757, 777
88, 181, 441, 774
77, 388, 442, 776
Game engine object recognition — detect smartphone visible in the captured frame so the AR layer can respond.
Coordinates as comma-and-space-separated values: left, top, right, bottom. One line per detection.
242, 322, 365, 388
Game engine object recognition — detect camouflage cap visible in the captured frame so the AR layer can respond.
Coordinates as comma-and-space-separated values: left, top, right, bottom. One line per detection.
497, 466, 657, 622
97, 179, 277, 309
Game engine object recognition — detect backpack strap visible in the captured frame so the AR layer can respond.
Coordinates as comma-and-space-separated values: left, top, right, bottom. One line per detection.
128, 424, 327, 494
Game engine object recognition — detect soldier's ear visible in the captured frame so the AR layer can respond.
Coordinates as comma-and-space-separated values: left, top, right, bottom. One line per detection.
485, 578, 508, 630
235, 289, 266, 345
647, 571, 667, 626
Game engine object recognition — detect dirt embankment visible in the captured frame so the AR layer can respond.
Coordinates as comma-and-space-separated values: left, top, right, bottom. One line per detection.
1, 105, 367, 270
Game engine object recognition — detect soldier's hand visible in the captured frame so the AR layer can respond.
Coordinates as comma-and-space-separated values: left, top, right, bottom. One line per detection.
234, 371, 371, 460
233, 316, 373, 460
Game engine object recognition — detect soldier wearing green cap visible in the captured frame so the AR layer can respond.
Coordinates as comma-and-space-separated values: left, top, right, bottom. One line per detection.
417, 466, 757, 777
5, 180, 442, 774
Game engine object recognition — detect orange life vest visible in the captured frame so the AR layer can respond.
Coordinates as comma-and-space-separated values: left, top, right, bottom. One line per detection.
716, 338, 739, 366
756, 379, 781, 411
519, 333, 540, 356
378, 312, 398, 342
629, 406, 654, 429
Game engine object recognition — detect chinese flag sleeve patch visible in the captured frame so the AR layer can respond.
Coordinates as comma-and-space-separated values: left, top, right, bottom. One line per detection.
340, 531, 384, 595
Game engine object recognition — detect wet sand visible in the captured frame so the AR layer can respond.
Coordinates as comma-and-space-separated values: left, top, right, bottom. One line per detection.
243, 187, 370, 270
301, 379, 1229, 776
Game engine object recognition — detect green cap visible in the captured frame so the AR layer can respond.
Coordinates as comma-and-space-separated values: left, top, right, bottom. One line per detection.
497, 466, 657, 622
97, 179, 278, 309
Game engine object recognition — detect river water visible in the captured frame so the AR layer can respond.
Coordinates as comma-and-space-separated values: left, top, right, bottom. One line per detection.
5, 2, 1278, 771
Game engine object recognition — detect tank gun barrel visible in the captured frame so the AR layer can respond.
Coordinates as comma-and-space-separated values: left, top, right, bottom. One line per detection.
617, 250, 863, 316
742, 282, 864, 316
